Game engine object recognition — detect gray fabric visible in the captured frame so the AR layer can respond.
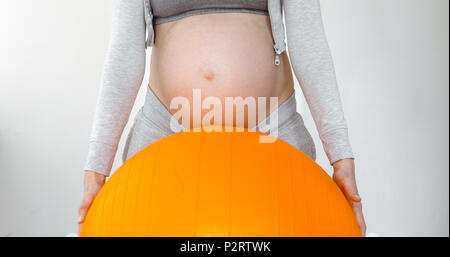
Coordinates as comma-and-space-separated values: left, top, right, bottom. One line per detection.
283, 0, 353, 163
84, 0, 354, 177
151, 0, 268, 17
150, 0, 268, 24
154, 9, 268, 25
268, 0, 286, 59
84, 0, 146, 176
122, 87, 316, 163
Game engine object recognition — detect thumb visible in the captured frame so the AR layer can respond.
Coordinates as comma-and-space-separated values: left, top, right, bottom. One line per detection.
342, 179, 362, 202
334, 175, 361, 202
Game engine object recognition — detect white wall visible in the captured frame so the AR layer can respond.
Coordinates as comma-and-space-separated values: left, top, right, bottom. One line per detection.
0, 0, 448, 236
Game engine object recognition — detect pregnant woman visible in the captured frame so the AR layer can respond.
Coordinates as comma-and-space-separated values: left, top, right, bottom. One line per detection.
78, 0, 366, 235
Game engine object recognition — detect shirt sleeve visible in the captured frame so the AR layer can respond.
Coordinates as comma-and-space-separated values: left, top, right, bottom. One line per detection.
84, 0, 147, 176
283, 0, 354, 164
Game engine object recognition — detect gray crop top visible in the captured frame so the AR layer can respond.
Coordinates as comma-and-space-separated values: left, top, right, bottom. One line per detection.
151, 0, 269, 24
84, 0, 355, 176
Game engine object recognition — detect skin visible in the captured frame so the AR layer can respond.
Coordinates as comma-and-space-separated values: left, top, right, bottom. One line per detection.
78, 171, 104, 234
332, 159, 366, 236
79, 13, 366, 236
149, 13, 294, 128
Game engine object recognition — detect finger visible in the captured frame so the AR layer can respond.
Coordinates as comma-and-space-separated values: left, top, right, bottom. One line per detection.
340, 177, 362, 202
78, 223, 83, 236
347, 191, 362, 203
78, 194, 95, 224
352, 202, 366, 237
78, 207, 87, 224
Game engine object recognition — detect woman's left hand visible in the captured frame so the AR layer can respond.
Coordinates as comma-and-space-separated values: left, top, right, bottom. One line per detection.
332, 158, 367, 236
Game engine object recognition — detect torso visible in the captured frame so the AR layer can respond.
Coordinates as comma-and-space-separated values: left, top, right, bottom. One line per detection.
149, 13, 294, 128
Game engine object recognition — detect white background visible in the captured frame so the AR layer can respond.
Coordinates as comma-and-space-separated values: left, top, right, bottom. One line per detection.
0, 0, 448, 236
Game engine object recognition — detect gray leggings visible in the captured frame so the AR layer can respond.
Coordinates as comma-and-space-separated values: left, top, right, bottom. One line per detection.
122, 87, 316, 163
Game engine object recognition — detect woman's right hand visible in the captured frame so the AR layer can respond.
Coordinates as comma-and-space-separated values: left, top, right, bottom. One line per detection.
78, 171, 106, 234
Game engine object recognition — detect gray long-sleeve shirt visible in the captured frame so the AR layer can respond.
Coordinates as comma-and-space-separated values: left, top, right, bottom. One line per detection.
85, 0, 354, 176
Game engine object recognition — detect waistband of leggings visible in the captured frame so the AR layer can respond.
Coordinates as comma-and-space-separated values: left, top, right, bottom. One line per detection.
142, 86, 184, 132
252, 91, 300, 133
142, 86, 299, 132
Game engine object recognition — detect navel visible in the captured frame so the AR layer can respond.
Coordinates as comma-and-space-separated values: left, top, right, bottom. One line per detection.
203, 71, 215, 81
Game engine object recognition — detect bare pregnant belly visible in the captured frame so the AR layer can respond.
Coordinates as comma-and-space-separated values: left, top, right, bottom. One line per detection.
149, 13, 294, 128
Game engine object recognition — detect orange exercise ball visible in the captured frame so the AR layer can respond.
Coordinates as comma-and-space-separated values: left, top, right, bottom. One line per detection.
80, 128, 360, 237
